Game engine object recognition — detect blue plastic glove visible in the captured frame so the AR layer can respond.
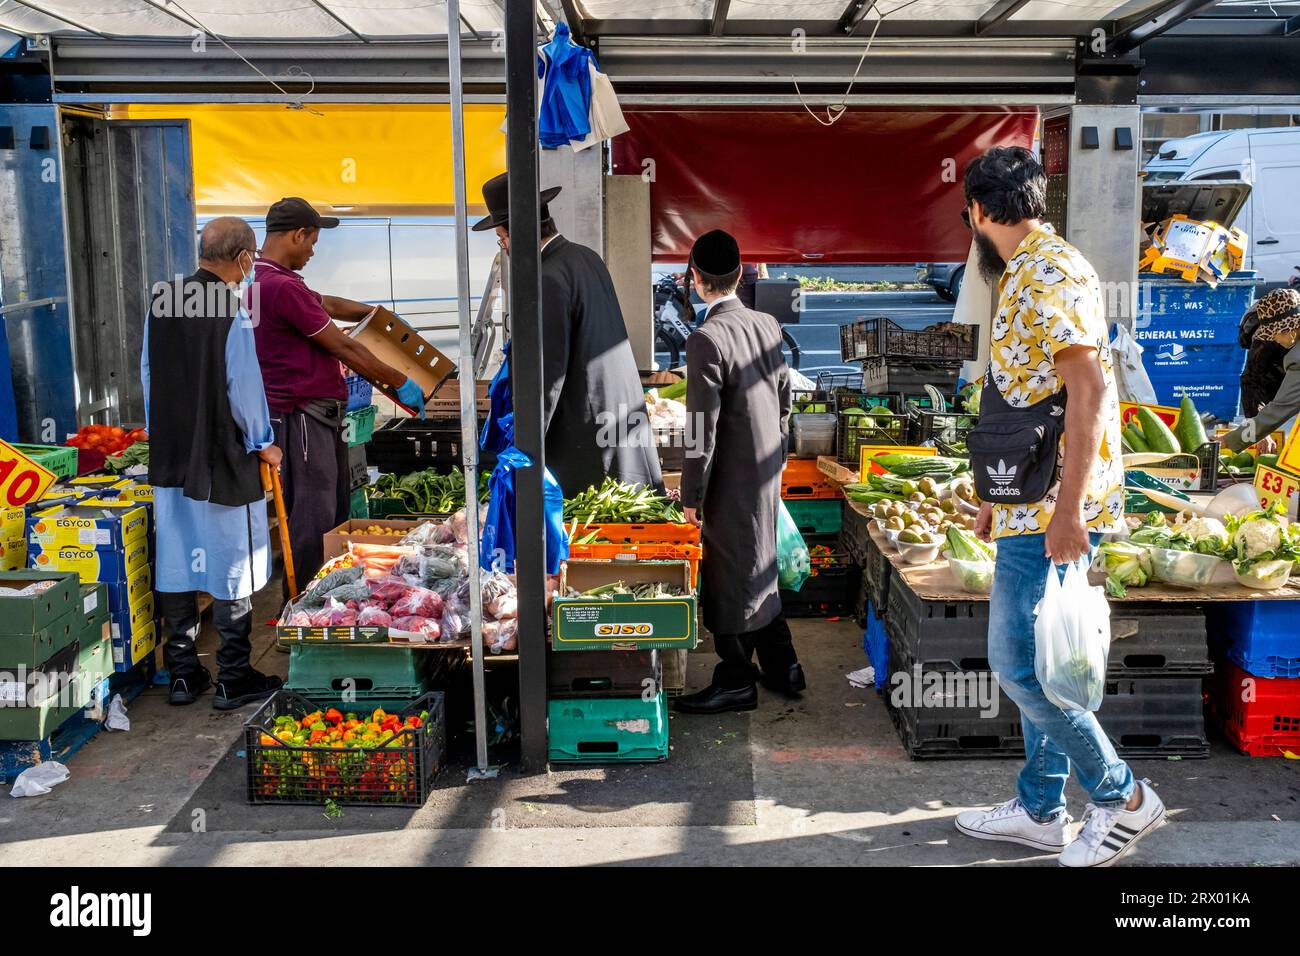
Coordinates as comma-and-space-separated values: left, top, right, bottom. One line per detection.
396, 377, 426, 419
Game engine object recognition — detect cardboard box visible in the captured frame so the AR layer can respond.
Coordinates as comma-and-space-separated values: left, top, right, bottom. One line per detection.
347, 306, 456, 411
0, 604, 82, 670
552, 560, 697, 652
28, 536, 149, 584
322, 518, 424, 562
79, 582, 108, 632
112, 617, 156, 671
27, 499, 149, 551
0, 534, 25, 572
109, 590, 155, 649
0, 570, 80, 635
425, 378, 490, 418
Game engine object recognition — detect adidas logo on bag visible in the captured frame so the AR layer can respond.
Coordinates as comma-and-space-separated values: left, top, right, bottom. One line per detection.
986, 459, 1021, 497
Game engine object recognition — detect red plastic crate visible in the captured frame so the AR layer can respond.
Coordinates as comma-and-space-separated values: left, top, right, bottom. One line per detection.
1212, 659, 1300, 757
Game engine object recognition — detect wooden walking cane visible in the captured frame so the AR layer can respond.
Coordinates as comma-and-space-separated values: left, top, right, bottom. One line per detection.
261, 462, 298, 599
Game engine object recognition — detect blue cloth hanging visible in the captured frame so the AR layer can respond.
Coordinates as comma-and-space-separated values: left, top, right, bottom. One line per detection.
480, 341, 514, 454
537, 22, 595, 149
480, 445, 569, 575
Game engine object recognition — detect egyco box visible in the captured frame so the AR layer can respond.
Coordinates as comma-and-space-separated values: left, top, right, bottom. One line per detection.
552, 560, 697, 652
28, 536, 150, 585
26, 498, 149, 551
110, 590, 154, 648
112, 617, 156, 671
0, 505, 25, 572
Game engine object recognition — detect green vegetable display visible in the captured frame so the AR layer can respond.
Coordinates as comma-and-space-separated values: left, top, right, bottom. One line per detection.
370, 468, 490, 514
942, 526, 994, 562
104, 441, 149, 473
575, 581, 688, 600
869, 454, 968, 478
1172, 396, 1209, 454
563, 478, 684, 524
656, 378, 688, 402
1122, 423, 1150, 453
1136, 407, 1180, 456
1098, 541, 1152, 597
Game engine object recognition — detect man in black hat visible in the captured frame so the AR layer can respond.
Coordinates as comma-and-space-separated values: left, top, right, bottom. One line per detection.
473, 172, 661, 496
251, 197, 426, 597
675, 229, 802, 715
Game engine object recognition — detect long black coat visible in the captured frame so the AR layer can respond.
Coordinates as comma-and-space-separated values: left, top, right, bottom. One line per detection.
679, 298, 791, 635
539, 235, 663, 498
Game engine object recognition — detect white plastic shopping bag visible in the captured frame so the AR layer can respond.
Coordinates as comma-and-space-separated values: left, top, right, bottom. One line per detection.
10, 761, 70, 797
1034, 559, 1111, 712
1110, 325, 1158, 405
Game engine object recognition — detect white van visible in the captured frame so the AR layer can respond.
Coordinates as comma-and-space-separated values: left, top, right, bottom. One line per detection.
1143, 127, 1300, 283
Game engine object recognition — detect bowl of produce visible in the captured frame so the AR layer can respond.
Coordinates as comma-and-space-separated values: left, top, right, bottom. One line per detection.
896, 528, 942, 565
1146, 545, 1230, 589
941, 526, 996, 592
1234, 559, 1293, 591
883, 527, 903, 550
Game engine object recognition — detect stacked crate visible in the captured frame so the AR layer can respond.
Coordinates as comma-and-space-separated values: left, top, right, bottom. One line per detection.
547, 559, 694, 762
838, 317, 978, 401
25, 497, 157, 673
778, 459, 857, 618
1206, 602, 1300, 756
0, 571, 111, 742
881, 574, 1211, 759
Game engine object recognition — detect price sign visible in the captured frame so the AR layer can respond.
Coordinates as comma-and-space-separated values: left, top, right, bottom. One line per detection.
1253, 463, 1300, 513
1119, 401, 1180, 429
1276, 417, 1300, 477
859, 443, 935, 478
0, 439, 57, 507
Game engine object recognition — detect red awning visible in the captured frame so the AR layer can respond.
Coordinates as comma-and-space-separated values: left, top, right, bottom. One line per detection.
611, 107, 1037, 264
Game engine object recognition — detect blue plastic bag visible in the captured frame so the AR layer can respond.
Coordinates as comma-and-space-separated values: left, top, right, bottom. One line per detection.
480, 445, 569, 574
480, 342, 514, 454
776, 500, 811, 592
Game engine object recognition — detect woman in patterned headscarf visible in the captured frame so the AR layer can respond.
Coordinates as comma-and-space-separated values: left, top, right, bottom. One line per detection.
1225, 288, 1300, 454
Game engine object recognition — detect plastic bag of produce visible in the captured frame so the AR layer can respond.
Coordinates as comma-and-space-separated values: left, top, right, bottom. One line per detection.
948, 556, 995, 593
1033, 559, 1110, 712
390, 586, 444, 619
776, 500, 811, 592
368, 576, 414, 606
357, 605, 393, 627
392, 615, 441, 640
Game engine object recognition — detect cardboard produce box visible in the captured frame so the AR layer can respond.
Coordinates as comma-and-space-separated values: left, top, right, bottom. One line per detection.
552, 559, 697, 652
0, 570, 80, 637
347, 306, 456, 411
425, 378, 490, 418
322, 518, 424, 562
26, 499, 149, 551
28, 536, 149, 585
112, 617, 156, 671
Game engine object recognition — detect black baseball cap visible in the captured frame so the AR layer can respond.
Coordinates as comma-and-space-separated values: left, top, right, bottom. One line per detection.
265, 197, 340, 233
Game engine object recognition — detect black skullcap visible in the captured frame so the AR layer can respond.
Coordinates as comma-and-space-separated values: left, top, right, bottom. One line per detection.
690, 229, 741, 275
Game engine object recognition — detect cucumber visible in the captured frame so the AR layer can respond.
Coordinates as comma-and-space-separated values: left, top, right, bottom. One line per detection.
1259, 453, 1279, 469
1230, 450, 1256, 470
1173, 396, 1210, 453
1123, 423, 1151, 453
1137, 407, 1180, 456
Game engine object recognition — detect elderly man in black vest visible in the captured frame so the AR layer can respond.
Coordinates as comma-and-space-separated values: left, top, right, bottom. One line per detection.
675, 229, 803, 714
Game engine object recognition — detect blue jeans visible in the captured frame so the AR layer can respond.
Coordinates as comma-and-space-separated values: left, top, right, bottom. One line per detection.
988, 532, 1135, 822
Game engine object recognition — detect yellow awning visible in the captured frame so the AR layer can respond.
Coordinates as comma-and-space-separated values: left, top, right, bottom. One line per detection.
113, 104, 507, 216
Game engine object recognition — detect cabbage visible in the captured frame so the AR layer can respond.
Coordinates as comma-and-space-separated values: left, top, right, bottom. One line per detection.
1099, 541, 1151, 597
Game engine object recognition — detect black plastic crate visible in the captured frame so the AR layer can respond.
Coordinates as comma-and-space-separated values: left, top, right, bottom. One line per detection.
368, 419, 494, 475
790, 389, 833, 414
839, 317, 979, 363
862, 528, 894, 618
908, 405, 976, 448
884, 574, 990, 654
347, 442, 368, 491
1100, 677, 1209, 758
1108, 605, 1212, 676
815, 370, 863, 391
839, 503, 872, 565
836, 392, 910, 465
547, 650, 660, 699
780, 535, 860, 618
860, 358, 963, 398
654, 426, 686, 473
245, 689, 446, 807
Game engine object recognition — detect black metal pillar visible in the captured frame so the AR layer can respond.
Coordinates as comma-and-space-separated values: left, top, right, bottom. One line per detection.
505, 0, 548, 772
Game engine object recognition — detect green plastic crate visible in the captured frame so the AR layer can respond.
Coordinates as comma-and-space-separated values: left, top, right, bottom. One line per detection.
348, 487, 369, 520
286, 643, 429, 704
547, 692, 669, 763
783, 498, 842, 536
365, 496, 452, 520
12, 443, 78, 481
344, 405, 377, 447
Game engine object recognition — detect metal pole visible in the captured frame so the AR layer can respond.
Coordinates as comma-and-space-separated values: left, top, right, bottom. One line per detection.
447, 0, 493, 778
505, 0, 549, 772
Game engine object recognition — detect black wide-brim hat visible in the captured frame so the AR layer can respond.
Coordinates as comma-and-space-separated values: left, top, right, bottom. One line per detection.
472, 172, 562, 231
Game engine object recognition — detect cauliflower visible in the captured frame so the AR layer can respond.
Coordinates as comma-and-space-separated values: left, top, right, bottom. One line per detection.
1181, 516, 1229, 555
1233, 518, 1283, 561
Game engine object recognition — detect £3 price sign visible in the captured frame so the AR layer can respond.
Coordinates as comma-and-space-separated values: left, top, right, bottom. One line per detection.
0, 439, 57, 507
1254, 463, 1299, 514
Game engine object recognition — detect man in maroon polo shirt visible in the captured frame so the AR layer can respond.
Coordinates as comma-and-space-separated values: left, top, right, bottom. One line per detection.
248, 197, 426, 597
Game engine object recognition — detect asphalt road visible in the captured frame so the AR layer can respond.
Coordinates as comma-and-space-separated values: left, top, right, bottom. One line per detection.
655, 288, 957, 381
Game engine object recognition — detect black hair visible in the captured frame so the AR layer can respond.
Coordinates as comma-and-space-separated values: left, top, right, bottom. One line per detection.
540, 217, 558, 240
963, 146, 1047, 225
691, 261, 742, 296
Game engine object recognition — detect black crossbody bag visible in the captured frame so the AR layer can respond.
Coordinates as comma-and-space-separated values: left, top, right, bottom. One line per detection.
965, 365, 1068, 505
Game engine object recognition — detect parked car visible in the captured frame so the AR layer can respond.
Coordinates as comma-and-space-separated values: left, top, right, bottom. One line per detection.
916, 262, 965, 302
1143, 126, 1300, 283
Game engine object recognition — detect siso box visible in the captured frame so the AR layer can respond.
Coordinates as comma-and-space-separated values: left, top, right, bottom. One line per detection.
551, 560, 697, 652
26, 499, 149, 551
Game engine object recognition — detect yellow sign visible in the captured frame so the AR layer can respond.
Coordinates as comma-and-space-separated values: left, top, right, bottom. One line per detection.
1277, 417, 1300, 476
0, 439, 57, 507
1255, 463, 1300, 512
1118, 401, 1181, 429
859, 444, 936, 477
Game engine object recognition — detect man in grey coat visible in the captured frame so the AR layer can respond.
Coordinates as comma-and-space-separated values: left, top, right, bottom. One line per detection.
474, 172, 662, 498
676, 230, 803, 715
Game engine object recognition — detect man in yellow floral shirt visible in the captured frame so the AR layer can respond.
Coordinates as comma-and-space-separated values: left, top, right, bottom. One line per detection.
953, 147, 1166, 867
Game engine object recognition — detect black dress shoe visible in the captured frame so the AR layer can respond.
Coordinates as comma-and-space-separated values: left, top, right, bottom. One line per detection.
168, 668, 212, 706
673, 683, 758, 714
760, 663, 807, 696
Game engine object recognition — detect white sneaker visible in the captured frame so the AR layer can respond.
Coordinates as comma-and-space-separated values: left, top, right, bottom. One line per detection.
955, 797, 1073, 852
1059, 779, 1166, 868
